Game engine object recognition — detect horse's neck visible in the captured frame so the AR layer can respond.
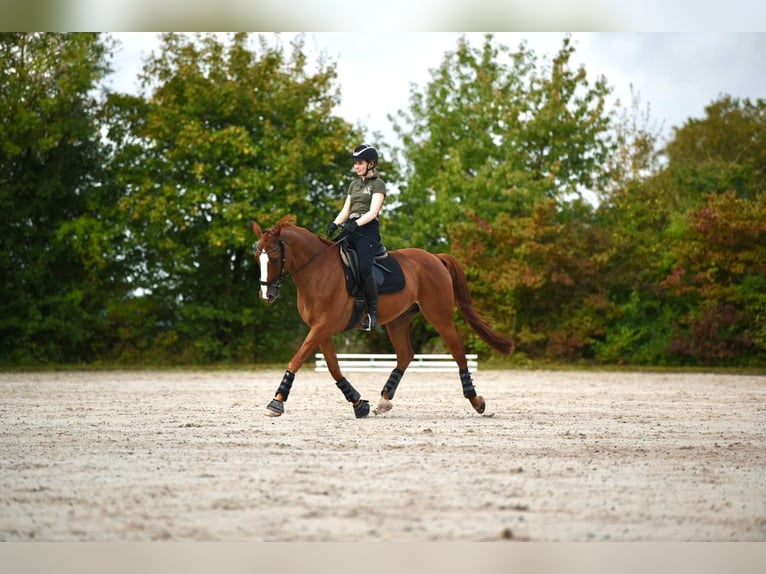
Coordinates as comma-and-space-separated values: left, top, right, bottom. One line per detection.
283, 227, 327, 272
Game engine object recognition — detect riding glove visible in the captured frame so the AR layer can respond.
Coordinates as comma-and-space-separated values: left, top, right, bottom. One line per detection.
326, 222, 339, 238
342, 220, 359, 234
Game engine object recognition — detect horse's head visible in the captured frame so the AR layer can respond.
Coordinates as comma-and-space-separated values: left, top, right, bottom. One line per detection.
252, 219, 289, 303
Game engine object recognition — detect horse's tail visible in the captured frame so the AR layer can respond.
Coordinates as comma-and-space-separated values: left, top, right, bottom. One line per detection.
437, 253, 514, 355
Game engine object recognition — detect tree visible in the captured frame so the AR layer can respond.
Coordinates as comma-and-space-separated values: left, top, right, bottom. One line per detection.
387, 34, 616, 356
595, 95, 766, 365
662, 191, 766, 364
0, 33, 114, 364
662, 96, 766, 207
450, 198, 613, 360
102, 33, 360, 362
389, 34, 614, 253
651, 96, 766, 364
590, 89, 676, 364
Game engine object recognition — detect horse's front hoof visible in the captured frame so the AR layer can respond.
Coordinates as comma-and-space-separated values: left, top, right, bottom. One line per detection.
470, 395, 486, 414
354, 399, 370, 419
265, 399, 284, 417
374, 398, 393, 415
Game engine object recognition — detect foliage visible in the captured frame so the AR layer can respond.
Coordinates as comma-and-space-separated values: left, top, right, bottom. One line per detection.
387, 34, 616, 356
594, 96, 766, 365
2, 33, 764, 368
661, 191, 766, 364
654, 97, 766, 364
662, 96, 766, 207
0, 33, 115, 364
388, 34, 614, 253
99, 33, 359, 363
451, 199, 612, 359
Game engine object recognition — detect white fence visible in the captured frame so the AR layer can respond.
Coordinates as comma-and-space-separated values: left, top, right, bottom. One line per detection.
314, 353, 478, 373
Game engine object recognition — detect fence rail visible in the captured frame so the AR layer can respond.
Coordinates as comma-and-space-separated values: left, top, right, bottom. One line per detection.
314, 353, 478, 373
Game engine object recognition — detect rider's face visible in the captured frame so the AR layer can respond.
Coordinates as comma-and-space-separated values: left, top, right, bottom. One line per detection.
353, 160, 369, 177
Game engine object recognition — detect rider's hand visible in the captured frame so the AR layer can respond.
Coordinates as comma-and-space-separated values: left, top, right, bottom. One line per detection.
342, 220, 358, 234
326, 222, 339, 238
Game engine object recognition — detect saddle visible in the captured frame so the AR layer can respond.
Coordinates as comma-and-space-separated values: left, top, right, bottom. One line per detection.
338, 240, 406, 331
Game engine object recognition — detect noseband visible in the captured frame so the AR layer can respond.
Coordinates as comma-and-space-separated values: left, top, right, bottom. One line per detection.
255, 238, 287, 291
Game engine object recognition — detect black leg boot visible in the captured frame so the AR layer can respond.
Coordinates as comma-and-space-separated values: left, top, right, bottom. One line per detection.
361, 274, 378, 331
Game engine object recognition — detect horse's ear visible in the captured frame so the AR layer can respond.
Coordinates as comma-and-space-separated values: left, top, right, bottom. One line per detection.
252, 221, 263, 238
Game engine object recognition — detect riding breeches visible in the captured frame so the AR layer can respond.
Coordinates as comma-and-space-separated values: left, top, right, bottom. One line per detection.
347, 219, 381, 279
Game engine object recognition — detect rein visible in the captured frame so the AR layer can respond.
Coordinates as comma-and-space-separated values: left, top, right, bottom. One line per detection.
291, 237, 344, 278
256, 234, 344, 290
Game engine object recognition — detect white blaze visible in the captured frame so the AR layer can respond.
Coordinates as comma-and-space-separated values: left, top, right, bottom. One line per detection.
259, 251, 270, 300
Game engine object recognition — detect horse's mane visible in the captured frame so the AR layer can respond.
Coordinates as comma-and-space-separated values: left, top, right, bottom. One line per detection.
274, 214, 296, 230
274, 214, 333, 246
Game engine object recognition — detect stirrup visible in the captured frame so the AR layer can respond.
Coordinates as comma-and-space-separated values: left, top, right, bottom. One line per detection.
360, 313, 377, 331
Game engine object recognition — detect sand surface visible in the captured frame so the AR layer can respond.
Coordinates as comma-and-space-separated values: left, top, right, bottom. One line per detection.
1, 368, 764, 541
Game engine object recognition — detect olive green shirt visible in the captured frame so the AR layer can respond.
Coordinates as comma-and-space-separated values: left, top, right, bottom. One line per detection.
347, 175, 386, 217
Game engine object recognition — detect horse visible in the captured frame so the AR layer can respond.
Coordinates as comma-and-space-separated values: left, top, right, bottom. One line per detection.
252, 215, 512, 418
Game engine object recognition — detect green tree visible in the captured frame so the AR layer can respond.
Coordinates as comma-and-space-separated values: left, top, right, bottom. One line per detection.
389, 34, 614, 252
590, 90, 676, 364
103, 33, 359, 362
662, 191, 766, 364
662, 95, 766, 206
451, 198, 613, 360
387, 34, 615, 356
596, 95, 766, 365
0, 33, 114, 364
653, 96, 766, 365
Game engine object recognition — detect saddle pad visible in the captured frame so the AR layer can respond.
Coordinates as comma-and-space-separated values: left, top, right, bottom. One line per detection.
342, 252, 406, 296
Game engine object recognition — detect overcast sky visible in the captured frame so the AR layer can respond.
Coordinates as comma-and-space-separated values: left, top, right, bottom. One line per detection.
107, 32, 766, 149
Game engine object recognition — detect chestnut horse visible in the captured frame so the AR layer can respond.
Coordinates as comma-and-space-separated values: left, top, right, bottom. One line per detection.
252, 215, 512, 419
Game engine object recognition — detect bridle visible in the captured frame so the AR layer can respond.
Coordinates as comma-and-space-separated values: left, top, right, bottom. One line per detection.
255, 238, 287, 292
254, 231, 345, 296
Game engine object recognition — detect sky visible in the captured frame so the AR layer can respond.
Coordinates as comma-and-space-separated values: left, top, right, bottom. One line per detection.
106, 32, 766, 150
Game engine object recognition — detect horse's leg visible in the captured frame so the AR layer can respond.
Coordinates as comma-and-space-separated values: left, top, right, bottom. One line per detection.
374, 304, 419, 415
419, 299, 486, 414
265, 324, 343, 417
318, 337, 370, 419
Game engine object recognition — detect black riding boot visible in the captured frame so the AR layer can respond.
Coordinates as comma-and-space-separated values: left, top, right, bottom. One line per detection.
361, 274, 378, 331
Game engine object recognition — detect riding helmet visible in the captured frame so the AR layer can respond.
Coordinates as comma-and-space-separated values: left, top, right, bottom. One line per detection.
352, 144, 378, 163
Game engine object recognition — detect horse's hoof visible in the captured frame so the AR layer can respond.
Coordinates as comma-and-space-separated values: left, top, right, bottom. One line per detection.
470, 395, 486, 415
374, 398, 393, 415
265, 399, 284, 417
354, 399, 370, 419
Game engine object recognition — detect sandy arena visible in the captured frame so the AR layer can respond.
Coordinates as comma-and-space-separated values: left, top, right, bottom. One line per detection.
1, 368, 764, 541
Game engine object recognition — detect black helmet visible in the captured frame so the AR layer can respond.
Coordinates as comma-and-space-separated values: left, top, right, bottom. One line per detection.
352, 144, 378, 163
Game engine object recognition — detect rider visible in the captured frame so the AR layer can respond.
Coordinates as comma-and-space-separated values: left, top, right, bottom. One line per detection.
326, 144, 386, 331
